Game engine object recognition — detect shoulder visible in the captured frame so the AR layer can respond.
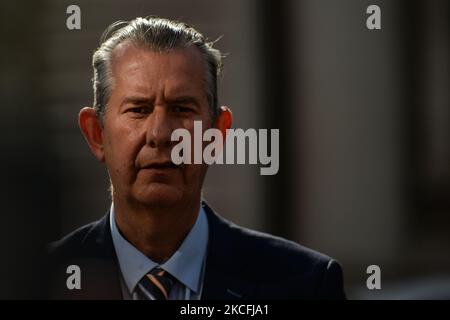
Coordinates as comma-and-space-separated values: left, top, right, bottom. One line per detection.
48, 213, 111, 262
48, 222, 96, 257
204, 203, 346, 299
46, 214, 122, 299
229, 222, 345, 299
230, 219, 337, 274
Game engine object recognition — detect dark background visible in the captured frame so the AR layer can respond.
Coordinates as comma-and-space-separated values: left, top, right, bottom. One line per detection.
0, 0, 448, 299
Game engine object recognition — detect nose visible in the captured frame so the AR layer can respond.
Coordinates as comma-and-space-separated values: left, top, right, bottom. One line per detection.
145, 106, 173, 149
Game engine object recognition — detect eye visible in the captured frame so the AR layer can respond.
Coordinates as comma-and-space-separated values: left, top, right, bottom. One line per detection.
173, 105, 193, 113
127, 106, 150, 114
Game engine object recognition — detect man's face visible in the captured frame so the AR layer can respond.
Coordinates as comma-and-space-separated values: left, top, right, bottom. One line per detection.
101, 42, 212, 208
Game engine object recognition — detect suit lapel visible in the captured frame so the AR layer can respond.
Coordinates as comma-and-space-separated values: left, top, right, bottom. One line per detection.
201, 202, 257, 300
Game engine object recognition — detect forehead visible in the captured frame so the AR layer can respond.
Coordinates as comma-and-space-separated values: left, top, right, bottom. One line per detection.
109, 41, 207, 97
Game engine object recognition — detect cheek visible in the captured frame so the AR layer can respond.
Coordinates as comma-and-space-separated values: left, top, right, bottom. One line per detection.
177, 117, 214, 167
181, 119, 195, 132
103, 123, 143, 169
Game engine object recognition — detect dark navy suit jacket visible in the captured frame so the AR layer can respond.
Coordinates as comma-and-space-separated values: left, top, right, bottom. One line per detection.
48, 202, 346, 299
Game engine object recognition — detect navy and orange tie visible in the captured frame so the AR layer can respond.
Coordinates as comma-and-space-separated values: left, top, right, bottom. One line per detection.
136, 267, 174, 300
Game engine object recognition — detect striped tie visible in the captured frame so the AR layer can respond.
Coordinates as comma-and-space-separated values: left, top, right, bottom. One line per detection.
135, 267, 174, 300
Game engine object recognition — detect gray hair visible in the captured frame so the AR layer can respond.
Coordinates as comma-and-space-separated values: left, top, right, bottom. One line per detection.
92, 17, 223, 124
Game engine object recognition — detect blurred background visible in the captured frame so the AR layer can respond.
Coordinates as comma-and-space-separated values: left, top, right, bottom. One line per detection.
0, 0, 448, 299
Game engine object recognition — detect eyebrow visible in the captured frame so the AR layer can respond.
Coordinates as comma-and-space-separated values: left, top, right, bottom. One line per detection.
121, 95, 200, 108
167, 96, 200, 106
120, 96, 154, 107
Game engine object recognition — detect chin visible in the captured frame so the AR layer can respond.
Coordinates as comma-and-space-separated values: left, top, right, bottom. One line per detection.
134, 183, 184, 208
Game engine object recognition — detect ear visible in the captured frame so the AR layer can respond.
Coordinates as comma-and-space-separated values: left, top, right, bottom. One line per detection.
79, 107, 105, 162
215, 106, 232, 142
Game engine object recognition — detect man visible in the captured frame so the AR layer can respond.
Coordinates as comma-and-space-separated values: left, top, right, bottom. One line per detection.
48, 17, 345, 300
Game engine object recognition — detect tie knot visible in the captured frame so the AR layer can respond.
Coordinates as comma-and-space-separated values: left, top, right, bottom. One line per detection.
136, 267, 174, 300
151, 267, 167, 277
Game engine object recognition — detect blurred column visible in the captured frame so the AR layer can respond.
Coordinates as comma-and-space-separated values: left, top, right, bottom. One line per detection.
292, 0, 409, 292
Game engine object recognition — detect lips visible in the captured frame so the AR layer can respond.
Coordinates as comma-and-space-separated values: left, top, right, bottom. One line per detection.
140, 161, 180, 170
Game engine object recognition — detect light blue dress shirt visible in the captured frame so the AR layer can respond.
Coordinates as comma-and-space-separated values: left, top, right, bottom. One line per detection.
109, 203, 209, 300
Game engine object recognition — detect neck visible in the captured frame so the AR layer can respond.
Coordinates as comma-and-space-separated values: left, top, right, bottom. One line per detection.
113, 197, 201, 263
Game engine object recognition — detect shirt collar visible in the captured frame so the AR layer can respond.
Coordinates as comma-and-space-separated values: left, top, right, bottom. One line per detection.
110, 203, 209, 295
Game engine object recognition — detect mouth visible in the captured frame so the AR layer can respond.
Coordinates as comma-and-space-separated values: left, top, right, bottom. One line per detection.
140, 161, 181, 170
